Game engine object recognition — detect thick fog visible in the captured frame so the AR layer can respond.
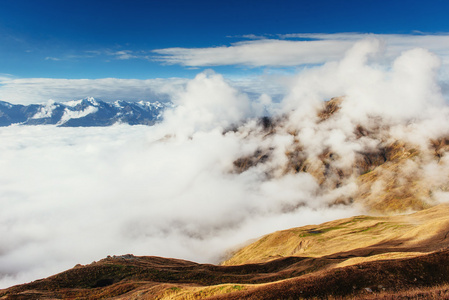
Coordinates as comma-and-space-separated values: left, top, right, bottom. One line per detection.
1, 38, 449, 288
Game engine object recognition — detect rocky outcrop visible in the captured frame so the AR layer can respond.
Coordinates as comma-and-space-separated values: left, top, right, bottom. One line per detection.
232, 98, 449, 213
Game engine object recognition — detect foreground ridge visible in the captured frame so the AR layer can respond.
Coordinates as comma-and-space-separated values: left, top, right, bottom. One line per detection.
3, 204, 449, 299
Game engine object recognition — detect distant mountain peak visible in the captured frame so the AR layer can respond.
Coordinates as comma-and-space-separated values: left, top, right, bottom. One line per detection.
0, 98, 172, 127
85, 97, 99, 106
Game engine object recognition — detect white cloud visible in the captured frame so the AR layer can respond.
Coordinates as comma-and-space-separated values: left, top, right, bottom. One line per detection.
282, 38, 445, 122
44, 57, 61, 61
153, 33, 449, 70
0, 124, 358, 288
153, 39, 354, 67
106, 50, 151, 60
0, 77, 188, 104
112, 50, 138, 60
163, 72, 252, 136
0, 75, 288, 105
4, 33, 449, 105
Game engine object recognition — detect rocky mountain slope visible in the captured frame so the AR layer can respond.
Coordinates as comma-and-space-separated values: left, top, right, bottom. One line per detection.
232, 97, 449, 214
0, 98, 172, 126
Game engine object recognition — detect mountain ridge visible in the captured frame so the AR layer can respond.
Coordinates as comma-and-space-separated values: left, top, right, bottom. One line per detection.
231, 97, 449, 214
3, 204, 449, 299
0, 98, 173, 127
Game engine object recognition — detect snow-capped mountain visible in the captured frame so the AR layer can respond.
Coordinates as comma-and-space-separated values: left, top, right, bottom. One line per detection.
0, 97, 173, 127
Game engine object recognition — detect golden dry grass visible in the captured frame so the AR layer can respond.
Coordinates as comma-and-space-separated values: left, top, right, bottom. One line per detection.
3, 205, 449, 300
222, 203, 449, 266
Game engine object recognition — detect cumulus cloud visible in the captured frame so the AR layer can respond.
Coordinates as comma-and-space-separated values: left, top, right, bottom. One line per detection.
278, 38, 449, 175
163, 72, 253, 136
282, 38, 445, 123
2, 38, 449, 290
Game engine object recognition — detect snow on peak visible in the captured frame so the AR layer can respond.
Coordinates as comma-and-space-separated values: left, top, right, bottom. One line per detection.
64, 97, 100, 107
64, 99, 83, 107
57, 106, 99, 125
86, 97, 99, 106
31, 101, 57, 119
113, 100, 124, 108
0, 101, 13, 108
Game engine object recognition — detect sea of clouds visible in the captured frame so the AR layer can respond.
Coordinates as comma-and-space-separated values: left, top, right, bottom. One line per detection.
1, 37, 449, 288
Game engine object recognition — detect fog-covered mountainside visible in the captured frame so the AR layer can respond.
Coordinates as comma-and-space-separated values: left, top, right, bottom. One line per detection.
230, 96, 449, 215
4, 95, 449, 299
0, 97, 172, 127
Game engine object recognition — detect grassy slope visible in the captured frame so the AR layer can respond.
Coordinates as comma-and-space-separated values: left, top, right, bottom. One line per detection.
3, 204, 449, 299
222, 203, 449, 266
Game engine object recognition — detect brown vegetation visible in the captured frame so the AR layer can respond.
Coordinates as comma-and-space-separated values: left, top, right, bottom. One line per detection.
232, 98, 449, 214
223, 203, 449, 265
3, 204, 449, 299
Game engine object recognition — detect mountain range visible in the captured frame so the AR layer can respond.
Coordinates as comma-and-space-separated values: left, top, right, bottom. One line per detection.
0, 97, 173, 127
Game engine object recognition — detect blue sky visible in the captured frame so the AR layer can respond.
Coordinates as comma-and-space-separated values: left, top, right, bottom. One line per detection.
1, 0, 449, 103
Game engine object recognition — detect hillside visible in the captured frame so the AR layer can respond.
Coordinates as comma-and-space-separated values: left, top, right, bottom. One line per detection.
232, 97, 449, 214
2, 204, 449, 299
222, 203, 449, 266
